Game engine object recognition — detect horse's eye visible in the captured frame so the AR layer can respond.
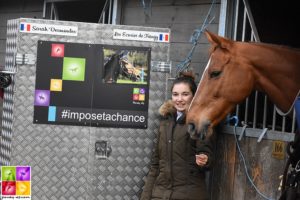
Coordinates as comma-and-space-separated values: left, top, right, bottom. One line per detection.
210, 71, 222, 78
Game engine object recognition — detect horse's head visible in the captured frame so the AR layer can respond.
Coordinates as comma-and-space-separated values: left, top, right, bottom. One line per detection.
103, 54, 121, 83
186, 31, 255, 140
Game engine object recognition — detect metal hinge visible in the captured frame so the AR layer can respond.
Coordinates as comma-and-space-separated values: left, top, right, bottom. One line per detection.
15, 53, 36, 65
151, 61, 171, 73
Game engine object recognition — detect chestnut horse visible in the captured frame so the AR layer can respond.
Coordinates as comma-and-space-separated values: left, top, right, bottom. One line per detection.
186, 31, 300, 140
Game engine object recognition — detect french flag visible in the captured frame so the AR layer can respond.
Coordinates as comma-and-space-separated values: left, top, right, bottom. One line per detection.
159, 33, 169, 42
20, 23, 31, 32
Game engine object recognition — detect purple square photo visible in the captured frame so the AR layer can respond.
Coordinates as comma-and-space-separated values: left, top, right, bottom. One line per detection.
16, 166, 30, 181
34, 90, 50, 106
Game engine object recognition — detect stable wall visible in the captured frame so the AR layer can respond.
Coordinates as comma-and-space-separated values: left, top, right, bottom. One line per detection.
211, 131, 287, 200
0, 0, 43, 67
121, 0, 220, 77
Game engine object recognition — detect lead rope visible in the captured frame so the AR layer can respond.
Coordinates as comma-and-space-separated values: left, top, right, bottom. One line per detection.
275, 90, 300, 117
227, 116, 275, 200
140, 0, 153, 18
175, 0, 217, 75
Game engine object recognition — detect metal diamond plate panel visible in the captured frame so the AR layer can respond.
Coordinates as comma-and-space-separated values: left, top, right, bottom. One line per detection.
0, 19, 19, 166
0, 18, 170, 200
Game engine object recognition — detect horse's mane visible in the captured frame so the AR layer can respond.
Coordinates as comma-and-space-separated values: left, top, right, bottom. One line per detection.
208, 38, 300, 55
244, 41, 300, 53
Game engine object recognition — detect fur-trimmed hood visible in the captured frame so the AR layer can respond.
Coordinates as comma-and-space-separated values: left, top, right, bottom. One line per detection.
159, 100, 187, 124
159, 100, 176, 117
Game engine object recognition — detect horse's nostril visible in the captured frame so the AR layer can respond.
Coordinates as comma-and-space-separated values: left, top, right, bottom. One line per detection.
188, 123, 195, 133
202, 121, 211, 133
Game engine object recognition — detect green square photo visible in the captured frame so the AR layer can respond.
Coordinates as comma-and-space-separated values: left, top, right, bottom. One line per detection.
62, 57, 86, 81
133, 88, 140, 94
1, 166, 16, 181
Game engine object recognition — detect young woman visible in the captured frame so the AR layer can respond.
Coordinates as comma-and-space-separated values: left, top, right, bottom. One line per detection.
140, 72, 215, 200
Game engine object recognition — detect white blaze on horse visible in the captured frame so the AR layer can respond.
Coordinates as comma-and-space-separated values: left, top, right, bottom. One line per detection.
186, 31, 300, 140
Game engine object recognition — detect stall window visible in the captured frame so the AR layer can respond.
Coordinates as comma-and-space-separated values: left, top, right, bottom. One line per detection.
43, 0, 117, 24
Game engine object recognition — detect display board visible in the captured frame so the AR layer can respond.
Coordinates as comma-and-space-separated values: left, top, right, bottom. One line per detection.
34, 41, 151, 128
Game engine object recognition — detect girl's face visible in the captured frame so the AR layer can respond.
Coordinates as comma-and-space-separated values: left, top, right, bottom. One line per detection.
172, 82, 194, 112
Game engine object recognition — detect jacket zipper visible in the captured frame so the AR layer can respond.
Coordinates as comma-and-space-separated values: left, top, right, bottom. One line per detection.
169, 121, 176, 198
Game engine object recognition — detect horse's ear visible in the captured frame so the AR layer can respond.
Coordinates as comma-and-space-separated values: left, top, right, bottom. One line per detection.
205, 30, 232, 50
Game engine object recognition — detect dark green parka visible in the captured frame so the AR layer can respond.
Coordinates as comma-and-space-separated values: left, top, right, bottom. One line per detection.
140, 101, 215, 200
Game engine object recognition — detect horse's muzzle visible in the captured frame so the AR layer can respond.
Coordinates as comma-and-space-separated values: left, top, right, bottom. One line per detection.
187, 121, 210, 140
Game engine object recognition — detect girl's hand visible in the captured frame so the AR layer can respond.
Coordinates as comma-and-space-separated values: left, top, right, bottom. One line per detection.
195, 154, 208, 166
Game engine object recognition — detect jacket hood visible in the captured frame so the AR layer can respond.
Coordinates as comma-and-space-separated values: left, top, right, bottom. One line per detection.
159, 100, 176, 117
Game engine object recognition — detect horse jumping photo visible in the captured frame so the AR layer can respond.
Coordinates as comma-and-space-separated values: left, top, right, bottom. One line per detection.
102, 49, 148, 84
186, 31, 300, 140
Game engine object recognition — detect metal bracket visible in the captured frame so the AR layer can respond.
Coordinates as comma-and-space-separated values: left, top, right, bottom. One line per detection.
15, 53, 36, 65
0, 70, 17, 74
238, 124, 248, 141
257, 128, 268, 143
